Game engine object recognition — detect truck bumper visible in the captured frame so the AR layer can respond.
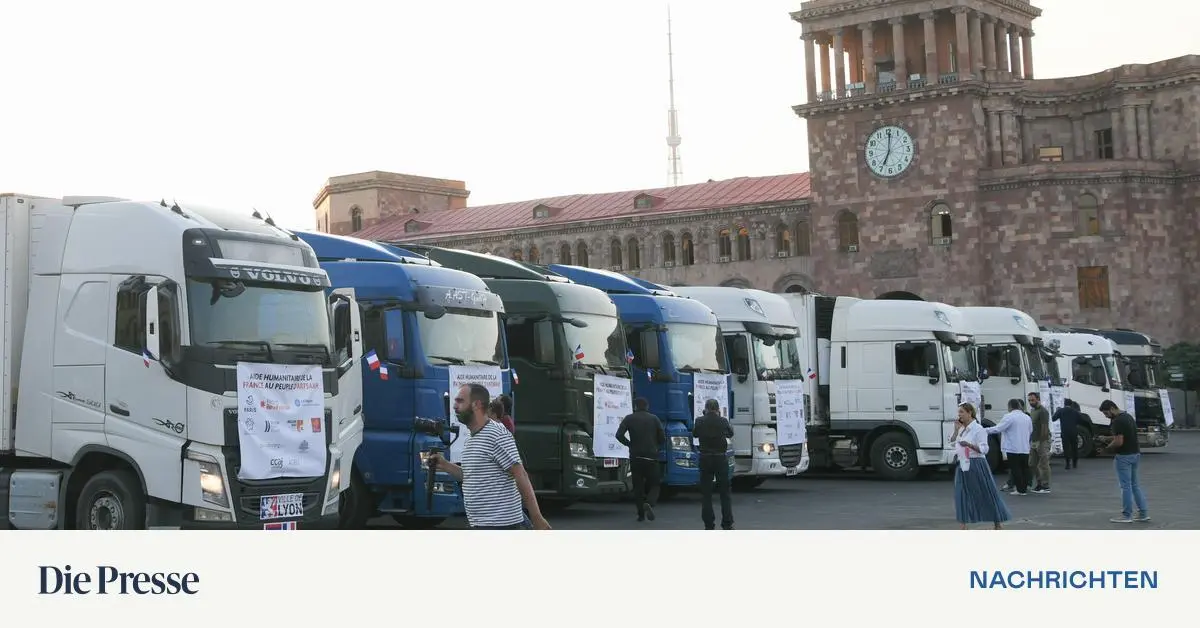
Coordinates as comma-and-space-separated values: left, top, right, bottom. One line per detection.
662, 452, 700, 486
733, 454, 786, 477
1138, 426, 1169, 448
148, 502, 341, 530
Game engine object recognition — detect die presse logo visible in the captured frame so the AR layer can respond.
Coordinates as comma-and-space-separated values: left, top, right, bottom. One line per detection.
38, 564, 200, 596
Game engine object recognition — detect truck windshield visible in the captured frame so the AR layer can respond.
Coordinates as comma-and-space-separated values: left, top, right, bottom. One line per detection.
1022, 345, 1047, 381
1044, 355, 1064, 386
1102, 355, 1124, 390
1123, 356, 1160, 389
417, 307, 504, 365
752, 334, 802, 379
563, 313, 628, 369
665, 323, 725, 372
186, 279, 331, 350
940, 343, 977, 382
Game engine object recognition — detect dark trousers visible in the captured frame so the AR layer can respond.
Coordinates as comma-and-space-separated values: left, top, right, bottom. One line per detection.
1062, 429, 1079, 467
1006, 453, 1030, 493
698, 454, 733, 529
630, 457, 661, 515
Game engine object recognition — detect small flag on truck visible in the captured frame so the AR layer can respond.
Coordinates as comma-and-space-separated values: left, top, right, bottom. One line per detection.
625, 348, 635, 364
574, 344, 585, 362
142, 348, 155, 368
379, 364, 389, 381
512, 368, 520, 385
365, 350, 380, 370
806, 367, 816, 380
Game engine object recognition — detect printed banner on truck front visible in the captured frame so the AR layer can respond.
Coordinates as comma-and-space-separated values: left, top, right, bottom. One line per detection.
1124, 390, 1137, 420
237, 362, 327, 481
1159, 389, 1175, 426
448, 365, 504, 462
1042, 381, 1063, 454
693, 374, 729, 419
958, 381, 982, 413
774, 379, 807, 446
592, 374, 632, 459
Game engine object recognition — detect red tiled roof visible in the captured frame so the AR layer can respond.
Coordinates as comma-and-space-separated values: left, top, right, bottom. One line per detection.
354, 172, 811, 241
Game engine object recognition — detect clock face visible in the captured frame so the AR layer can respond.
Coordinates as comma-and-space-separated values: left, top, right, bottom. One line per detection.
864, 125, 915, 178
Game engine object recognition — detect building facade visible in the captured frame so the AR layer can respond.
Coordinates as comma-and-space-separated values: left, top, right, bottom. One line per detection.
315, 0, 1200, 345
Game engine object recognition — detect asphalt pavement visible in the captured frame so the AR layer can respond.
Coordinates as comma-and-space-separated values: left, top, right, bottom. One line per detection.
369, 431, 1200, 530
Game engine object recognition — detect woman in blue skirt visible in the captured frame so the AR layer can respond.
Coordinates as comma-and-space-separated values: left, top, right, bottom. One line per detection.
951, 403, 1011, 530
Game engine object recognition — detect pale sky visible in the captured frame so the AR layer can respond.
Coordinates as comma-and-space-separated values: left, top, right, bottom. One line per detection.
3, 0, 1196, 230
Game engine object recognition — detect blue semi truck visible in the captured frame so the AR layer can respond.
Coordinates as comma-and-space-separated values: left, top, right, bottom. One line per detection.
296, 231, 512, 528
549, 265, 734, 490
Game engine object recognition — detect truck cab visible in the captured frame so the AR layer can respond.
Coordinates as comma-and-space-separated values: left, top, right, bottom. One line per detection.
960, 307, 1048, 423
395, 246, 632, 504
1088, 328, 1168, 448
2, 195, 361, 529
296, 231, 512, 528
1043, 331, 1125, 457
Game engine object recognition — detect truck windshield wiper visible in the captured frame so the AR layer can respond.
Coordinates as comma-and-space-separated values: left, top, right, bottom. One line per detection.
427, 355, 466, 365
677, 365, 700, 373
275, 342, 331, 364
468, 359, 500, 365
204, 340, 275, 361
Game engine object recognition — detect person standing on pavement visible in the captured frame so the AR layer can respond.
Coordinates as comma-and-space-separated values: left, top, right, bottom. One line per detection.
615, 397, 666, 523
1098, 399, 1150, 524
428, 384, 550, 530
986, 399, 1034, 496
694, 398, 735, 530
1053, 399, 1082, 470
951, 403, 1011, 530
1027, 392, 1052, 494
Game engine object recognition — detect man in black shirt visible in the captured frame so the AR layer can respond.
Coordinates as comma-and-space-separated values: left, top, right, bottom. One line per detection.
616, 397, 665, 522
693, 398, 735, 530
1099, 399, 1150, 523
1052, 399, 1082, 469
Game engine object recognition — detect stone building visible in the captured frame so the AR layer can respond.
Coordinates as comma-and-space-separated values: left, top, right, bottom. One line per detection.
314, 0, 1200, 344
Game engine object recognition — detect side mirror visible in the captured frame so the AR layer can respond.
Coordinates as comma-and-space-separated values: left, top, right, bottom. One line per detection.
443, 391, 451, 421
640, 330, 661, 369
144, 285, 161, 362
733, 358, 750, 377
927, 364, 939, 385
979, 369, 990, 380
533, 321, 556, 364
423, 304, 446, 320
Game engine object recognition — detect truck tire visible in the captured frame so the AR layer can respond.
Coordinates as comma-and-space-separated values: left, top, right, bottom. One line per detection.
75, 470, 146, 530
391, 515, 446, 529
869, 432, 919, 481
1077, 425, 1096, 458
986, 435, 1003, 474
338, 473, 374, 529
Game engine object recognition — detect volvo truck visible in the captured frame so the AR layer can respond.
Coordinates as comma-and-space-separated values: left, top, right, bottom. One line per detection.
1043, 331, 1125, 458
297, 231, 513, 528
672, 287, 806, 488
394, 245, 631, 505
1081, 328, 1169, 448
0, 194, 362, 529
781, 294, 981, 480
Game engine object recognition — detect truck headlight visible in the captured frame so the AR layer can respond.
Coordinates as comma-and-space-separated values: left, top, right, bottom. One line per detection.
327, 457, 342, 502
669, 436, 691, 450
187, 452, 229, 509
568, 441, 591, 458
758, 443, 776, 455
419, 450, 432, 469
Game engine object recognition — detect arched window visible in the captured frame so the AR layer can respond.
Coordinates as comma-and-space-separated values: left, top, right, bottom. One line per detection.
775, 223, 792, 257
837, 211, 859, 251
510, 248, 524, 262
794, 220, 811, 256
528, 245, 540, 264
610, 238, 623, 269
717, 229, 732, 261
577, 242, 590, 267
626, 238, 640, 270
736, 226, 751, 261
1078, 193, 1100, 236
559, 243, 572, 265
662, 233, 676, 266
681, 233, 695, 266
930, 203, 952, 244
350, 206, 363, 232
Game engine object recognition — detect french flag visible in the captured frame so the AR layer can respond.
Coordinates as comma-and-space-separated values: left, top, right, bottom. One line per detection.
625, 348, 635, 364
142, 348, 155, 368
379, 364, 389, 381
264, 521, 297, 530
512, 369, 520, 385
574, 344, 585, 362
365, 350, 380, 371
806, 367, 817, 380
647, 368, 654, 381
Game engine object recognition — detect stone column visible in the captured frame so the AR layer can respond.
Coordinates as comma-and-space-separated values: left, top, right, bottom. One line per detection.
1021, 30, 1034, 79
995, 22, 1009, 73
833, 28, 846, 96
1123, 105, 1139, 159
860, 23, 876, 92
921, 12, 938, 83
1008, 25, 1022, 79
969, 11, 984, 76
803, 34, 818, 102
820, 37, 832, 95
1137, 105, 1152, 158
953, 7, 970, 77
1071, 115, 1086, 159
988, 110, 1003, 167
983, 16, 997, 71
1110, 108, 1124, 158
1002, 110, 1020, 165
890, 17, 907, 86
1021, 116, 1034, 163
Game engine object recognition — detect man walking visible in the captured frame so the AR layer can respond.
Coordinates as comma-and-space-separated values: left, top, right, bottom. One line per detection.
694, 398, 734, 530
1099, 400, 1150, 523
429, 384, 551, 530
616, 397, 666, 522
1053, 399, 1082, 470
1027, 392, 1052, 494
986, 399, 1033, 496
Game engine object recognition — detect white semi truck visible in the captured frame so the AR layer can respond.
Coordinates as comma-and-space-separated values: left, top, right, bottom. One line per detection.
1084, 329, 1170, 448
671, 287, 807, 488
960, 307, 1047, 423
0, 194, 363, 529
1043, 331, 1125, 458
781, 294, 982, 480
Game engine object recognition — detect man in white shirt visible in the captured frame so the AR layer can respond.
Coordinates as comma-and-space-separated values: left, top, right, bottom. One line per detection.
986, 398, 1034, 495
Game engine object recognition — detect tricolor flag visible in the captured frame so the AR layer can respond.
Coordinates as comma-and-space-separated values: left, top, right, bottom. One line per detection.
647, 368, 654, 381
573, 344, 585, 362
263, 521, 297, 530
512, 369, 520, 385
806, 367, 816, 380
142, 348, 154, 368
379, 364, 389, 381
625, 348, 635, 364
365, 350, 380, 371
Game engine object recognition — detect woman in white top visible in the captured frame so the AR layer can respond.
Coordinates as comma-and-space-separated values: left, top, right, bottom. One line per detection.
950, 403, 1011, 530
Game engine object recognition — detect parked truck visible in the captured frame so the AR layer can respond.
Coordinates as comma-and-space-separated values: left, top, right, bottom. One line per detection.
672, 287, 807, 488
297, 231, 513, 528
395, 245, 631, 505
1043, 331, 1126, 458
1082, 328, 1169, 449
0, 194, 362, 529
781, 294, 981, 480
961, 307, 1047, 423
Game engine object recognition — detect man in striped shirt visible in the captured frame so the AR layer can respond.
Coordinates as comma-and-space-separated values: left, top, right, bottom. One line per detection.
429, 384, 550, 530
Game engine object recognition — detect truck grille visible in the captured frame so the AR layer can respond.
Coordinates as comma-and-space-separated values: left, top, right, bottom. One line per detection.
768, 392, 777, 422
779, 444, 804, 468
222, 408, 333, 522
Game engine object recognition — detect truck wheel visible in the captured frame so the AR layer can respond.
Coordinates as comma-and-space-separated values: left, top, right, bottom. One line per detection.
338, 473, 374, 529
986, 435, 1003, 474
391, 515, 446, 529
1077, 425, 1096, 458
75, 470, 146, 530
870, 432, 919, 481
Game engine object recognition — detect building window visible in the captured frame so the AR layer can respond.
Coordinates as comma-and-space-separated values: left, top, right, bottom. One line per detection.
511, 249, 524, 262
634, 196, 653, 210
528, 245, 540, 264
736, 226, 751, 261
775, 224, 791, 257
404, 221, 420, 234
717, 229, 732, 261
577, 242, 589, 267
626, 238, 640, 270
533, 206, 550, 219
662, 233, 676, 266
1078, 193, 1100, 236
1077, 266, 1110, 310
559, 243, 572, 265
1038, 146, 1064, 162
350, 206, 362, 232
681, 233, 695, 266
930, 203, 952, 244
837, 211, 859, 251
1095, 129, 1114, 160
794, 221, 811, 256
610, 238, 623, 269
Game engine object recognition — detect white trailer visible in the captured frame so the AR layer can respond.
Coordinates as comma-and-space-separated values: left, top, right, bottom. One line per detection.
0, 194, 363, 529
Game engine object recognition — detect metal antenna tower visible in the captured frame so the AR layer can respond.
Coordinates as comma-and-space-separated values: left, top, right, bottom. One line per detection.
666, 5, 682, 187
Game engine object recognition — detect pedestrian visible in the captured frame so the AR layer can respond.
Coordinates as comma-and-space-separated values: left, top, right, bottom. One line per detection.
693, 398, 734, 530
487, 397, 515, 434
615, 397, 665, 522
950, 403, 1011, 530
986, 398, 1033, 496
1027, 392, 1052, 494
1053, 399, 1082, 469
428, 384, 550, 530
1098, 399, 1150, 524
